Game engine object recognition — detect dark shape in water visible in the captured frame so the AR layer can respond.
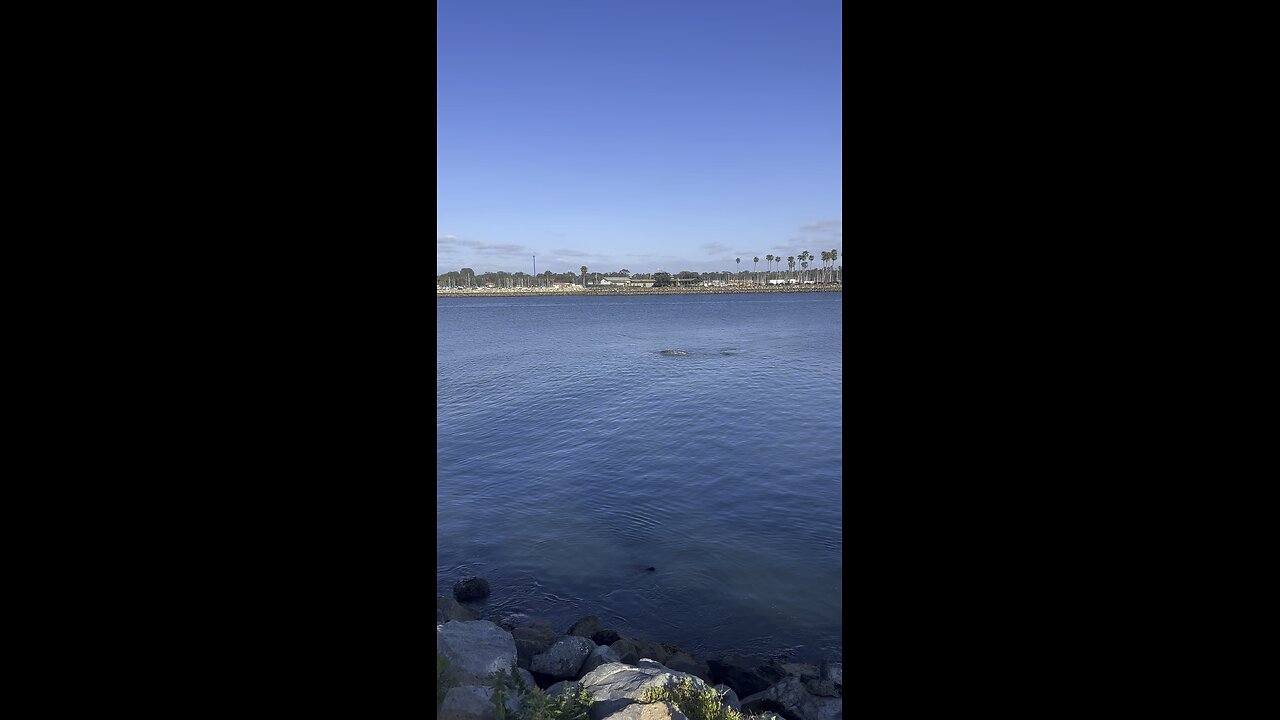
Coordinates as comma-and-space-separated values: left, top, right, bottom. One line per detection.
658, 349, 689, 356
646, 566, 656, 572
453, 575, 491, 601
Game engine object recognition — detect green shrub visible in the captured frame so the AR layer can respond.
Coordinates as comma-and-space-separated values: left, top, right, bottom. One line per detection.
487, 662, 593, 720
642, 676, 775, 720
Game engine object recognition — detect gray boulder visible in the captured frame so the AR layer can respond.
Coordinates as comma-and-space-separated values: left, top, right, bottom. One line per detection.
578, 662, 713, 720
513, 624, 558, 670
581, 644, 622, 676
820, 662, 841, 687
713, 685, 740, 711
438, 595, 480, 623
568, 615, 604, 638
739, 676, 841, 720
439, 685, 508, 720
531, 635, 596, 679
437, 621, 518, 684
453, 576, 491, 601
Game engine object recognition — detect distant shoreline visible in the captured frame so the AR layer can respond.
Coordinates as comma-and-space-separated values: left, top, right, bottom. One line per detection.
436, 284, 842, 298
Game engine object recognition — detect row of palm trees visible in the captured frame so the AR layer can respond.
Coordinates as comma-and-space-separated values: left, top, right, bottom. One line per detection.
735, 249, 840, 284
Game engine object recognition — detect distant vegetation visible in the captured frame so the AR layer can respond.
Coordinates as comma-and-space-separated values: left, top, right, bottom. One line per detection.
437, 251, 840, 289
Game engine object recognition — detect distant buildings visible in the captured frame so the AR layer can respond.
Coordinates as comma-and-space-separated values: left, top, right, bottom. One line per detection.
596, 276, 655, 288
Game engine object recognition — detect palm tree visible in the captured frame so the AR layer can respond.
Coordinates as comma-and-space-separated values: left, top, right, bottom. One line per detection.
801, 260, 808, 281
803, 251, 812, 281
823, 251, 832, 283
831, 249, 838, 283
766, 254, 775, 281
736, 258, 741, 283
787, 256, 795, 282
581, 265, 588, 287
753, 257, 760, 284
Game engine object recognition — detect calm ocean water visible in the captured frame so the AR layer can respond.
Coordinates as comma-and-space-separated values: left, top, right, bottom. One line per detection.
437, 292, 842, 663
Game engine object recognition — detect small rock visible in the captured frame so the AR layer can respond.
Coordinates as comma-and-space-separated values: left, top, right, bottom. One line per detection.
546, 680, 583, 697
581, 644, 623, 676
568, 615, 604, 638
453, 576, 491, 602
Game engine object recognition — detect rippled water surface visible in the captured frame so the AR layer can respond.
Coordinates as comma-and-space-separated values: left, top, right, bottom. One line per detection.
437, 292, 842, 662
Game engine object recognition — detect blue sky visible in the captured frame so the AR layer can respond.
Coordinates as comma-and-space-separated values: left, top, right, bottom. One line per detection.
437, 0, 841, 276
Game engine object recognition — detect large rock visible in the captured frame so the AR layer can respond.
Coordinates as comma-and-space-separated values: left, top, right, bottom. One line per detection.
513, 624, 558, 670
581, 644, 622, 676
610, 638, 640, 665
531, 635, 596, 679
631, 639, 670, 664
437, 621, 518, 684
578, 662, 713, 720
820, 662, 841, 687
568, 615, 604, 638
438, 595, 480, 623
592, 629, 623, 646
453, 576, 491, 601
739, 676, 841, 720
708, 655, 783, 697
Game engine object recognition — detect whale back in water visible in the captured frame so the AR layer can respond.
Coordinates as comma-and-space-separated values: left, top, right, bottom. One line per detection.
658, 349, 689, 356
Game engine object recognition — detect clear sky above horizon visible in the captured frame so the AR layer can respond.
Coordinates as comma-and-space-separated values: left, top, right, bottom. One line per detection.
437, 0, 841, 276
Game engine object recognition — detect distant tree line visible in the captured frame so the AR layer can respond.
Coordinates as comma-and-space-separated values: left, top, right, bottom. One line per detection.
437, 251, 839, 288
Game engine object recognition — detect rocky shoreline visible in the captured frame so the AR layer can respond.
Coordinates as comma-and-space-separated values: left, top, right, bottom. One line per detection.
438, 578, 841, 720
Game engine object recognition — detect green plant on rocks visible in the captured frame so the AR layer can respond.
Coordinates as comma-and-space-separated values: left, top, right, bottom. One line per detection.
487, 662, 593, 720
642, 676, 772, 720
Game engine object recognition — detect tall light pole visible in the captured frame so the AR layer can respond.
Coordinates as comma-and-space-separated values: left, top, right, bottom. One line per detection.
533, 255, 536, 287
